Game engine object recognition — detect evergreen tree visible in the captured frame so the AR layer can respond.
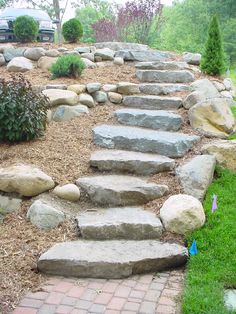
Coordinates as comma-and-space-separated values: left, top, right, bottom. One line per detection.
200, 15, 225, 75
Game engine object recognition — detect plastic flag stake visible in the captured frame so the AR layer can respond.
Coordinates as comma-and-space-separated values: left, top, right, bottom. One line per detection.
189, 239, 198, 256
212, 194, 218, 213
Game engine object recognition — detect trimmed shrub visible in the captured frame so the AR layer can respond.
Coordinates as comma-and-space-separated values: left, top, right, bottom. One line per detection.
13, 15, 39, 43
50, 55, 85, 78
62, 18, 83, 43
201, 15, 225, 76
0, 76, 48, 142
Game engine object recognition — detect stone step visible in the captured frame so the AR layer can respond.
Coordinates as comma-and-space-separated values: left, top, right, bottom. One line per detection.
139, 83, 189, 95
135, 61, 189, 71
76, 175, 168, 206
136, 70, 195, 83
114, 108, 182, 131
90, 150, 175, 175
93, 125, 200, 158
38, 239, 188, 279
123, 95, 182, 110
76, 207, 163, 240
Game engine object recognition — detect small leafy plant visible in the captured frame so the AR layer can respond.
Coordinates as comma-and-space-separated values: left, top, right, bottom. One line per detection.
50, 55, 85, 78
13, 15, 39, 43
62, 18, 83, 43
0, 76, 48, 142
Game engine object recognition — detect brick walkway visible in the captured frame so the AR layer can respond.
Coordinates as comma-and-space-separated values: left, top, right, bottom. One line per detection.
13, 270, 184, 314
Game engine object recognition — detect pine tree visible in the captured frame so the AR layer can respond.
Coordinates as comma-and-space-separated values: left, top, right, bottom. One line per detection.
200, 15, 225, 76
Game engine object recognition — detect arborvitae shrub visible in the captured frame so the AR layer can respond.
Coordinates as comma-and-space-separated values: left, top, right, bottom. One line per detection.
50, 55, 85, 78
62, 18, 83, 43
200, 15, 225, 76
0, 76, 48, 142
13, 15, 39, 43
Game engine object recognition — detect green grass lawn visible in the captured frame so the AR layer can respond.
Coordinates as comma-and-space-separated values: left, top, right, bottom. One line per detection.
230, 65, 236, 85
182, 167, 236, 314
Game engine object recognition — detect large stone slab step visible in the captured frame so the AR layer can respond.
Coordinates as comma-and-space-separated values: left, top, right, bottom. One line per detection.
123, 95, 182, 110
135, 61, 189, 71
38, 239, 188, 278
139, 83, 189, 95
76, 207, 163, 240
114, 108, 182, 131
136, 70, 195, 83
90, 150, 175, 175
76, 175, 168, 206
93, 125, 200, 158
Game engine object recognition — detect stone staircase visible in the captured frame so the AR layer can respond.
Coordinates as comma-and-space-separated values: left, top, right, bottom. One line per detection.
38, 60, 199, 279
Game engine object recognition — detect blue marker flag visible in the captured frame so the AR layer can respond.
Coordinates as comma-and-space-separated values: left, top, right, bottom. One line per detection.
189, 239, 198, 256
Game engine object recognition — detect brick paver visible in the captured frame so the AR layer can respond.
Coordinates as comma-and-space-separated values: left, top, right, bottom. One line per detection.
13, 270, 184, 314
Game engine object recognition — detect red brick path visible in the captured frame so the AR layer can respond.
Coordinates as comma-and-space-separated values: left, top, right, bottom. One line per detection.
13, 270, 184, 314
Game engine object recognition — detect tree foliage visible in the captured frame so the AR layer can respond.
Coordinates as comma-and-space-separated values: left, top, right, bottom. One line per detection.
62, 18, 83, 42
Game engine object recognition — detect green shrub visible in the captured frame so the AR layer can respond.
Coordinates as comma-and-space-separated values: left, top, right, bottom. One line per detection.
13, 15, 39, 43
200, 15, 225, 76
0, 76, 48, 142
62, 18, 83, 43
50, 55, 85, 78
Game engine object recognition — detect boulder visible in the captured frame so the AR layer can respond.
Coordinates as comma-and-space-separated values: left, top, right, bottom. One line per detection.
0, 164, 55, 197
24, 47, 46, 61
136, 70, 194, 83
135, 61, 189, 71
116, 50, 171, 62
117, 82, 140, 95
46, 84, 67, 90
191, 79, 220, 98
202, 140, 236, 172
223, 78, 233, 91
95, 48, 115, 61
38, 56, 58, 71
53, 184, 81, 201
114, 57, 124, 65
81, 58, 97, 69
139, 83, 189, 95
189, 98, 236, 138
0, 195, 22, 222
183, 52, 201, 65
176, 155, 216, 200
102, 84, 117, 92
212, 80, 226, 92
52, 105, 89, 122
93, 91, 108, 103
74, 46, 91, 54
183, 91, 205, 109
123, 95, 182, 110
7, 57, 33, 72
81, 52, 94, 62
160, 194, 205, 234
0, 53, 6, 66
45, 49, 61, 57
94, 42, 148, 51
221, 91, 233, 99
86, 82, 101, 94
67, 84, 86, 94
27, 200, 65, 229
0, 44, 14, 53
108, 92, 123, 104
3, 47, 26, 62
42, 89, 79, 107
79, 93, 95, 108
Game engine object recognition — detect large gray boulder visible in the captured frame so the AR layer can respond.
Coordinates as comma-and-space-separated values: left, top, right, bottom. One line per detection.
38, 56, 58, 71
24, 47, 46, 61
7, 57, 33, 72
42, 89, 79, 107
95, 48, 115, 60
191, 78, 220, 98
114, 108, 182, 131
137, 70, 195, 83
90, 150, 175, 175
45, 49, 61, 57
182, 52, 201, 65
0, 53, 6, 66
0, 164, 55, 197
27, 200, 65, 229
76, 207, 163, 240
81, 57, 97, 69
52, 105, 89, 122
93, 124, 200, 157
176, 155, 216, 201
116, 50, 171, 62
38, 239, 188, 278
160, 194, 205, 234
74, 46, 91, 54
123, 95, 182, 110
76, 175, 168, 206
135, 61, 189, 70
139, 83, 189, 95
95, 42, 149, 51
3, 47, 26, 62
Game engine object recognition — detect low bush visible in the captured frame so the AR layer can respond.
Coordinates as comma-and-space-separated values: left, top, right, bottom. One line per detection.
62, 18, 83, 43
50, 55, 85, 78
0, 76, 48, 142
13, 15, 39, 43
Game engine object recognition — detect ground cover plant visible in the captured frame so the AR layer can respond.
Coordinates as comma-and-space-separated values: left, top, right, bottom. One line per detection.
50, 54, 85, 78
182, 166, 236, 314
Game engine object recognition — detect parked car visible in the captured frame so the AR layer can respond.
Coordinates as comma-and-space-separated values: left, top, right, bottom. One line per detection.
0, 8, 58, 42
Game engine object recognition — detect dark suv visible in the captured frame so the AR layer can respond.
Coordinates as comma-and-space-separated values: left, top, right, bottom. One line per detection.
0, 8, 56, 42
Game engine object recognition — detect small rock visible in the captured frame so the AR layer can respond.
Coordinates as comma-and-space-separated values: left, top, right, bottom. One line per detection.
93, 91, 108, 103
0, 195, 22, 222
45, 49, 60, 57
38, 56, 58, 71
81, 57, 97, 69
42, 89, 79, 107
221, 91, 233, 99
94, 56, 103, 62
212, 80, 226, 92
102, 84, 117, 92
95, 48, 115, 61
86, 82, 101, 94
24, 47, 46, 61
53, 184, 81, 201
108, 92, 123, 104
68, 84, 86, 94
47, 110, 53, 123
223, 78, 233, 91
74, 46, 90, 54
52, 105, 89, 122
0, 53, 6, 66
57, 47, 68, 52
117, 82, 140, 95
7, 56, 33, 72
46, 84, 67, 90
183, 52, 201, 65
114, 57, 124, 65
81, 52, 94, 62
79, 93, 95, 108
27, 200, 65, 229
160, 194, 205, 235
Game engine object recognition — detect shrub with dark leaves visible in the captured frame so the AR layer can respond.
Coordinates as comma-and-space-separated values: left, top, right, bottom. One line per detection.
0, 76, 48, 142
92, 19, 117, 42
50, 55, 85, 78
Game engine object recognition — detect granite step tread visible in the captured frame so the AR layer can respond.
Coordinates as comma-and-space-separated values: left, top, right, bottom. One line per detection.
38, 239, 188, 279
135, 61, 189, 70
136, 70, 195, 83
123, 95, 182, 110
90, 149, 175, 175
76, 206, 163, 240
114, 108, 182, 131
93, 124, 200, 158
139, 83, 189, 95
